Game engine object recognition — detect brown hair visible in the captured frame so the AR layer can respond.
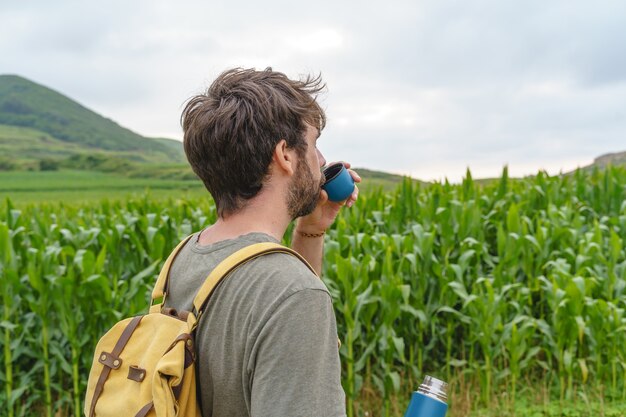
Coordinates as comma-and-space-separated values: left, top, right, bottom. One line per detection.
181, 67, 326, 217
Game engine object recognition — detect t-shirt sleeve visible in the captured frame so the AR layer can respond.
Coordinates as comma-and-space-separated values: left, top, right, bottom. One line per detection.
248, 288, 347, 417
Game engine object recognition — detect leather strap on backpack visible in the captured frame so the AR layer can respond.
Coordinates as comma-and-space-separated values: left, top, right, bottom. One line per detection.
192, 242, 317, 317
89, 315, 144, 417
150, 235, 194, 312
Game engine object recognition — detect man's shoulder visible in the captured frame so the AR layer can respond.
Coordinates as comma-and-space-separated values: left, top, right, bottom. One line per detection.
241, 250, 329, 294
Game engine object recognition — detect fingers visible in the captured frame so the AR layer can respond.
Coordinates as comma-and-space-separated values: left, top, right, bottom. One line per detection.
348, 169, 361, 183
346, 185, 359, 208
319, 189, 329, 204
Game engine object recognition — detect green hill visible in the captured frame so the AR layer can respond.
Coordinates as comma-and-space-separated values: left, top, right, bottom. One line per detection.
0, 74, 184, 165
0, 74, 416, 190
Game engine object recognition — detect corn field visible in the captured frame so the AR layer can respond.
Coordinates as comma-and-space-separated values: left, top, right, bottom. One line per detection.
1, 166, 626, 417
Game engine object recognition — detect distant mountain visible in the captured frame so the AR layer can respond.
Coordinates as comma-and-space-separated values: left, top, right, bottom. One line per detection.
560, 150, 626, 176
0, 74, 184, 165
588, 151, 626, 169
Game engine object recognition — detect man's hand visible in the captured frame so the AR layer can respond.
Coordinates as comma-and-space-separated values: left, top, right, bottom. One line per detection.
295, 162, 361, 234
291, 162, 361, 275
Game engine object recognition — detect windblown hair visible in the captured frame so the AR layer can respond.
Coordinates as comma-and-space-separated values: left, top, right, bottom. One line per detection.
181, 67, 326, 217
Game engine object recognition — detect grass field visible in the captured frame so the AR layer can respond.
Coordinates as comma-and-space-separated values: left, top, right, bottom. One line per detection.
0, 168, 406, 204
0, 124, 86, 163
0, 170, 207, 204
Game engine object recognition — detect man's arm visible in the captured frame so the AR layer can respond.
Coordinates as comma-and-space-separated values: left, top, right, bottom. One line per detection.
291, 163, 360, 276
291, 228, 325, 275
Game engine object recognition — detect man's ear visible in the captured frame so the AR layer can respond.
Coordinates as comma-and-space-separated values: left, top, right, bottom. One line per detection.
273, 139, 296, 176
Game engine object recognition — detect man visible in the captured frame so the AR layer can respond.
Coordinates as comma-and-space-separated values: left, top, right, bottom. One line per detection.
165, 68, 360, 417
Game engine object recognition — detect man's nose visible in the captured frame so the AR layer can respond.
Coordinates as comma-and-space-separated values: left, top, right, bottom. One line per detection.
317, 149, 326, 167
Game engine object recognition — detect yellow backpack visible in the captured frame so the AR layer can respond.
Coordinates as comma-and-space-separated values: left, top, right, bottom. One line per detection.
84, 237, 314, 417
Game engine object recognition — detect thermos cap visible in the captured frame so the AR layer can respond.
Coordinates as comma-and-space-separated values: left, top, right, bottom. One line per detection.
417, 375, 448, 404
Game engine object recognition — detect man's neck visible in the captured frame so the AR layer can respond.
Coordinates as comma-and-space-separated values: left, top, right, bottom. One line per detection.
197, 196, 291, 246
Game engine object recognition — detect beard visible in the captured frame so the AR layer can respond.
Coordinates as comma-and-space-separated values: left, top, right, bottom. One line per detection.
286, 157, 324, 220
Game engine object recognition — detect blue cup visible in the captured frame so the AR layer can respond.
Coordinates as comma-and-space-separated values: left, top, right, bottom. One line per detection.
404, 376, 448, 417
322, 163, 355, 202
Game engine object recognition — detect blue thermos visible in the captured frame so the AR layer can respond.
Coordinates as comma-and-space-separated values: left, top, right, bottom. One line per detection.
404, 376, 449, 417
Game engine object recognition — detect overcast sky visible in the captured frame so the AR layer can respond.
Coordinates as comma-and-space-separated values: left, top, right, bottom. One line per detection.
1, 0, 625, 181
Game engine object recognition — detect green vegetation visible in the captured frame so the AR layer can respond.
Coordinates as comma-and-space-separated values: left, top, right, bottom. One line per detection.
0, 168, 406, 205
351, 168, 422, 190
0, 122, 183, 169
1, 166, 625, 417
0, 75, 184, 164
471, 397, 626, 416
0, 170, 207, 205
0, 124, 84, 168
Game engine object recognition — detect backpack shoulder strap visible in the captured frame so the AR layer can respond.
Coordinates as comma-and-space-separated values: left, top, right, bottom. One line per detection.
150, 234, 194, 312
192, 242, 316, 316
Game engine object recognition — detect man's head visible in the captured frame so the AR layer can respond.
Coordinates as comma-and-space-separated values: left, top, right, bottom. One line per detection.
181, 67, 326, 218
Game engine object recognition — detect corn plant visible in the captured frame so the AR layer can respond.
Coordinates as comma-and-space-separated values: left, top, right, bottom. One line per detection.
1, 166, 626, 416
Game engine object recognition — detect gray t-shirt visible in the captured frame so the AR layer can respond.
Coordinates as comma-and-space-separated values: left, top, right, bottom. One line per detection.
164, 231, 346, 417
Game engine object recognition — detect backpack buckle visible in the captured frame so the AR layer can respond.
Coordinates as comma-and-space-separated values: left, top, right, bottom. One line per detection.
98, 352, 122, 369
128, 365, 147, 382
